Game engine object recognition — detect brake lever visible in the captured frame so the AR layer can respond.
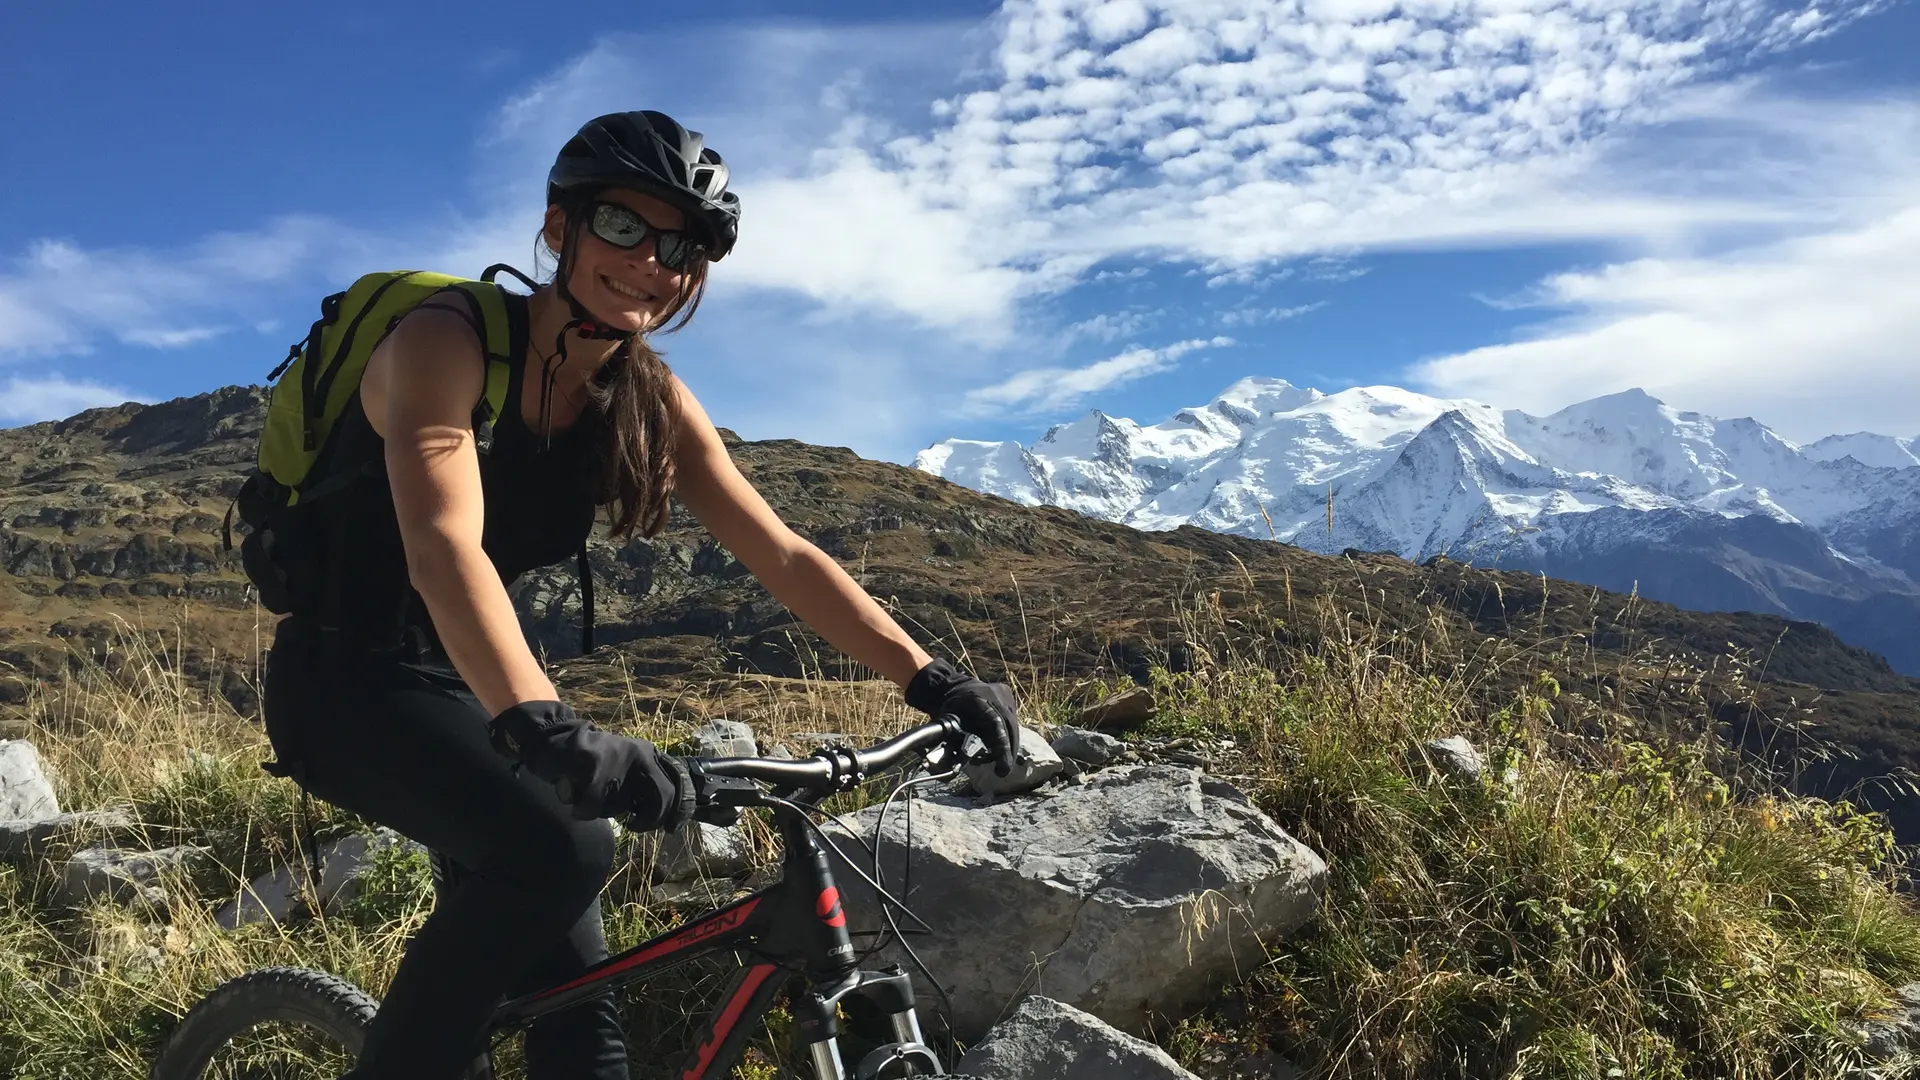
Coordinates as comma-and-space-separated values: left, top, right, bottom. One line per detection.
687, 765, 761, 827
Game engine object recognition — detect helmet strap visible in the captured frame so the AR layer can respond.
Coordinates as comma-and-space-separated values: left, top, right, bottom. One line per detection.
539, 209, 637, 451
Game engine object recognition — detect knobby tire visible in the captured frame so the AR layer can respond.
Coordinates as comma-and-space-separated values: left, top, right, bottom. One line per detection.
150, 966, 376, 1080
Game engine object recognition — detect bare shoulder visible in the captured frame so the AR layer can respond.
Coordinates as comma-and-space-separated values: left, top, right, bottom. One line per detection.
362, 300, 489, 441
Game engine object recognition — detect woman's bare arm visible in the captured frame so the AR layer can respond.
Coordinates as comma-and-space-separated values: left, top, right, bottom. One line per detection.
361, 309, 557, 716
667, 377, 934, 688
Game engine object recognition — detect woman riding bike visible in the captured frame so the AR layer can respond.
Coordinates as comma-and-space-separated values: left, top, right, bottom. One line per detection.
259, 109, 1021, 1080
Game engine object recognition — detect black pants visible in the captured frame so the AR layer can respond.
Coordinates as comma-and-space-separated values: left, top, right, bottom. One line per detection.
263, 617, 630, 1080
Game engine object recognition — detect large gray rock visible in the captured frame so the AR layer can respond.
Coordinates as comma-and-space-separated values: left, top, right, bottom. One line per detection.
61, 845, 209, 908
0, 740, 60, 822
826, 764, 1326, 1040
965, 724, 1064, 797
956, 995, 1201, 1079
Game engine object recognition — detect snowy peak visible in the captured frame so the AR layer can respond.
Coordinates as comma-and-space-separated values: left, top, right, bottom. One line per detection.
917, 378, 1920, 569
911, 439, 1048, 505
1804, 432, 1920, 469
1207, 376, 1323, 425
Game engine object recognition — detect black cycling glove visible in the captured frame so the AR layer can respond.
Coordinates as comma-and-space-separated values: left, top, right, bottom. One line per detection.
905, 658, 1021, 776
487, 700, 691, 832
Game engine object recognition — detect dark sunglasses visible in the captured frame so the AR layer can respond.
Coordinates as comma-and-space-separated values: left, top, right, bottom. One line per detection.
586, 201, 707, 271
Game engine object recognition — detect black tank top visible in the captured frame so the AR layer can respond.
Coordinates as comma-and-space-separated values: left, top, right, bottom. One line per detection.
320, 289, 603, 659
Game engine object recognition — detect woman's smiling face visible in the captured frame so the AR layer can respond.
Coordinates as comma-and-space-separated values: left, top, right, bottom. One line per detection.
544, 187, 694, 333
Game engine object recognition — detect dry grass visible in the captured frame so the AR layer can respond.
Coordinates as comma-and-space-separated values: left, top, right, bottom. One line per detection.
0, 588, 1915, 1079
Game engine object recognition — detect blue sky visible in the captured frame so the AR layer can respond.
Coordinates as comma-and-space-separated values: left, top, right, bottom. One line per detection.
4, 0, 1917, 462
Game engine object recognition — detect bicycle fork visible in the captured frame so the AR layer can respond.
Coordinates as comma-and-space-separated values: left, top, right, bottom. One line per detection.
794, 967, 942, 1079
782, 820, 942, 1078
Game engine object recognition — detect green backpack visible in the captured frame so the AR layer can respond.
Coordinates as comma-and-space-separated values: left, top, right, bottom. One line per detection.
224, 264, 598, 653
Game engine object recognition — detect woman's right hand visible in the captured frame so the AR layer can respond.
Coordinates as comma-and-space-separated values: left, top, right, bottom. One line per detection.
487, 700, 689, 830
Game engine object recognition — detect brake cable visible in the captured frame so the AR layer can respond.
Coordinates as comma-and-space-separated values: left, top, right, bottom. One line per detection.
761, 770, 963, 1057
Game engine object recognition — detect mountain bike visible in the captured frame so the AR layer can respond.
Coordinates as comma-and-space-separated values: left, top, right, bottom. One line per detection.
150, 717, 972, 1079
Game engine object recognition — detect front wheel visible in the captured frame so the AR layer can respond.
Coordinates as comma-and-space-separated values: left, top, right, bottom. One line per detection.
151, 966, 376, 1080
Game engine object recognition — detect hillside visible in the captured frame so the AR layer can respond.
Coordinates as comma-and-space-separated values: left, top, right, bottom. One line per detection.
4, 387, 1920, 838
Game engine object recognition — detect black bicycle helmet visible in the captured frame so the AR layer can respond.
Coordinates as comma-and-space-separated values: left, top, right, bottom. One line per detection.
548, 110, 741, 261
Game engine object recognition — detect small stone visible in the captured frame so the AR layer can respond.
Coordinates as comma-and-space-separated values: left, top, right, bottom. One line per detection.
955, 996, 1203, 1079
61, 845, 209, 908
0, 807, 137, 863
1051, 727, 1122, 767
964, 724, 1064, 797
654, 821, 753, 884
693, 719, 757, 759
1078, 688, 1156, 732
0, 740, 60, 822
1419, 736, 1485, 782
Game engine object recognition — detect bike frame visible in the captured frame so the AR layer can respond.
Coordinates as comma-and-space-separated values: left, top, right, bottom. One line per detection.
471, 794, 939, 1080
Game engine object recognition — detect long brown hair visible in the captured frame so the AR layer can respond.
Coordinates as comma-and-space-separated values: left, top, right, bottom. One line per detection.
537, 193, 708, 541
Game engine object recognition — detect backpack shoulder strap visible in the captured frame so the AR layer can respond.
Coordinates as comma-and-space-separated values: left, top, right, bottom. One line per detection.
440, 280, 521, 455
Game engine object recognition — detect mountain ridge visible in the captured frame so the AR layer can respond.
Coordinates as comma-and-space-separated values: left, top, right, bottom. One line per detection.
918, 378, 1920, 674
7, 386, 1920, 843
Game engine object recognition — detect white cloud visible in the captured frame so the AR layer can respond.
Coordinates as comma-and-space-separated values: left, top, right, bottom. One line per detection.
0, 374, 146, 426
120, 326, 229, 349
3, 4, 1907, 451
1219, 302, 1325, 327
0, 217, 373, 362
963, 335, 1233, 416
1406, 88, 1920, 442
1068, 309, 1155, 342
1410, 202, 1920, 443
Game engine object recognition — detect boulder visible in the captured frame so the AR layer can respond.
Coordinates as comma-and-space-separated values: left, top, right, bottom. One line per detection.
826, 764, 1327, 1040
0, 740, 60, 822
61, 845, 209, 908
1051, 727, 1123, 767
954, 996, 1202, 1079
217, 828, 427, 927
965, 724, 1064, 797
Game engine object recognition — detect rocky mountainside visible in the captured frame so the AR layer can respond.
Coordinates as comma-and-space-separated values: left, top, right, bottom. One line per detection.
918, 378, 1920, 675
7, 387, 1920, 838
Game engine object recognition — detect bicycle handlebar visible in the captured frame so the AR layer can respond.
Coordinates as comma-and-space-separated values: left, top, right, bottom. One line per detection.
685, 716, 967, 801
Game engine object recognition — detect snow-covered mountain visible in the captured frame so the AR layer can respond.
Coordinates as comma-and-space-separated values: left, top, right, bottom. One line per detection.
916, 378, 1920, 675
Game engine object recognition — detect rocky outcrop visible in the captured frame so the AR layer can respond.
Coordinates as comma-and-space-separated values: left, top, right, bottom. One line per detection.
826, 764, 1327, 1041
